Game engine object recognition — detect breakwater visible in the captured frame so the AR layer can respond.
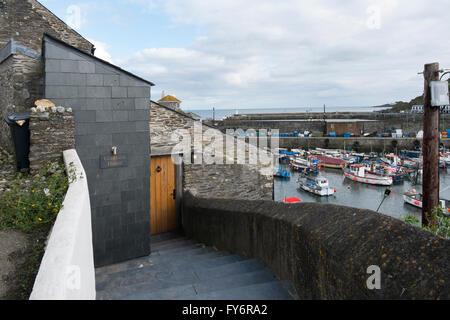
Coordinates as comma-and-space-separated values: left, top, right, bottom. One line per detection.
204, 112, 450, 137
274, 137, 450, 153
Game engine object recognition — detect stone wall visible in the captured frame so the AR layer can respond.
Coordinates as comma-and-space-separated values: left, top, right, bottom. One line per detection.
273, 137, 450, 153
0, 55, 15, 151
0, 0, 93, 54
29, 107, 75, 171
0, 0, 93, 151
182, 192, 450, 299
0, 53, 43, 152
207, 112, 450, 137
151, 101, 274, 200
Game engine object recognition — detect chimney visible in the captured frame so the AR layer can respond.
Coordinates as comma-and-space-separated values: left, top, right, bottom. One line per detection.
161, 90, 165, 99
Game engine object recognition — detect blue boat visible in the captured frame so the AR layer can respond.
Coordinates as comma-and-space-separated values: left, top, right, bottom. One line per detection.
274, 168, 291, 179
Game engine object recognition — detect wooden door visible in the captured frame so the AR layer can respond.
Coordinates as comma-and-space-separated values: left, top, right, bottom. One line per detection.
150, 156, 177, 235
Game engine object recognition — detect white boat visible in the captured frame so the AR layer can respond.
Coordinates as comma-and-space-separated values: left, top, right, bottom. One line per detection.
344, 164, 393, 186
403, 189, 423, 208
403, 189, 450, 216
297, 175, 336, 196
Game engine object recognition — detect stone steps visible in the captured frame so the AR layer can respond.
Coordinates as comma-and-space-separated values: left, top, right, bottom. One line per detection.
95, 233, 298, 300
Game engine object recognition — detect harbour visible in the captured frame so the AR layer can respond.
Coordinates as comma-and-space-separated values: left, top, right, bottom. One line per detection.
274, 150, 450, 221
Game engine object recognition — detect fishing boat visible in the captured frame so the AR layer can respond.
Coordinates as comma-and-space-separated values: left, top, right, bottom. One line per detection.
315, 155, 347, 169
297, 174, 336, 196
365, 162, 406, 184
403, 189, 450, 215
273, 168, 290, 179
289, 157, 319, 174
344, 164, 393, 186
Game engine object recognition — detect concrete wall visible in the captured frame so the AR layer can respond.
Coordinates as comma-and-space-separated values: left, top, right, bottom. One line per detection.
151, 102, 273, 200
30, 149, 95, 300
182, 192, 450, 299
43, 36, 152, 267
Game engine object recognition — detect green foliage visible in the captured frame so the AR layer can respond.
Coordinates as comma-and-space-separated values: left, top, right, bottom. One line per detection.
402, 213, 420, 227
403, 206, 450, 239
379, 95, 424, 113
0, 161, 69, 233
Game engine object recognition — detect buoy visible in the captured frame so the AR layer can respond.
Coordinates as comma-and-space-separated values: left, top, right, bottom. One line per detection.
414, 201, 420, 205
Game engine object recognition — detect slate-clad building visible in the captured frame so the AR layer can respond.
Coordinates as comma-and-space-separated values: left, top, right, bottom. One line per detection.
43, 34, 154, 266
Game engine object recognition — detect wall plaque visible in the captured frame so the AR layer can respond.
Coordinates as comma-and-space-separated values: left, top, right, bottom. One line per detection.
100, 154, 128, 169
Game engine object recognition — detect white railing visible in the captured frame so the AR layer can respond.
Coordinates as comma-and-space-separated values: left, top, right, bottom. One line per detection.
30, 149, 95, 300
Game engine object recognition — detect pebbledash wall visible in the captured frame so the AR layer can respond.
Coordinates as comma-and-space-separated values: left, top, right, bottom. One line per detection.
0, 0, 93, 152
43, 35, 153, 267
151, 101, 273, 200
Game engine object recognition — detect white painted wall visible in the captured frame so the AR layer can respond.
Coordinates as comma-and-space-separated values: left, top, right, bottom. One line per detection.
30, 149, 95, 300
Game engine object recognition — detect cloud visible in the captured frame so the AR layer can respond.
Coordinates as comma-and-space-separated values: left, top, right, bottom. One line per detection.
117, 0, 450, 109
88, 39, 113, 63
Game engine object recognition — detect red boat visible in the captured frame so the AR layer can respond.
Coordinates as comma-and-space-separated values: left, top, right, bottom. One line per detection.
315, 156, 347, 169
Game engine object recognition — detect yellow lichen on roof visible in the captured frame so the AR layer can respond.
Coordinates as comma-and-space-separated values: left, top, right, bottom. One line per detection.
158, 95, 181, 102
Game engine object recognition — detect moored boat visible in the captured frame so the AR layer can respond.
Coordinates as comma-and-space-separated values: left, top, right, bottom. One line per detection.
297, 174, 336, 196
344, 164, 393, 186
289, 157, 320, 174
315, 155, 347, 169
273, 168, 290, 179
403, 189, 450, 215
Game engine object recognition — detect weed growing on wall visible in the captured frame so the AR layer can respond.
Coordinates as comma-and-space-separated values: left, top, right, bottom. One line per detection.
0, 161, 69, 232
0, 161, 69, 299
403, 206, 450, 239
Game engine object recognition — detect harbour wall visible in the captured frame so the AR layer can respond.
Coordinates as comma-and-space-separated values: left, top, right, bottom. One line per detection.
270, 137, 450, 153
182, 192, 450, 299
204, 112, 450, 136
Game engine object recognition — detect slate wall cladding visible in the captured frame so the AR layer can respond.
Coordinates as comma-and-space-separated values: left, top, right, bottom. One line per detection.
43, 36, 152, 267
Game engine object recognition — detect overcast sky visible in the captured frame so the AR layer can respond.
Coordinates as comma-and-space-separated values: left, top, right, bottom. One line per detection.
40, 0, 450, 110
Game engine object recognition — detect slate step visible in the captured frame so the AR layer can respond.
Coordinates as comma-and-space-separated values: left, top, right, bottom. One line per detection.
151, 238, 194, 251
96, 254, 250, 291
150, 232, 185, 244
121, 270, 278, 300
194, 259, 264, 281
95, 236, 299, 301
96, 247, 233, 279
152, 242, 200, 253
185, 281, 296, 300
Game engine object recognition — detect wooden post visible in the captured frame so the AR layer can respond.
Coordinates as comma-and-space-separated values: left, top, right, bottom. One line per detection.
422, 62, 440, 226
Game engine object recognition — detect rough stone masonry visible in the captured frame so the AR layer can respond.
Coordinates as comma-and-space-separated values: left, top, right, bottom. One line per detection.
29, 106, 75, 171
0, 0, 93, 152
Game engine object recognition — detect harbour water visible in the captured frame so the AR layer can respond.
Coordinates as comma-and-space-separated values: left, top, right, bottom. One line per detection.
274, 165, 450, 221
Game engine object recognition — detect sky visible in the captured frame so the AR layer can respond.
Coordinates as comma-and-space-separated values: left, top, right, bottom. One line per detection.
39, 0, 450, 110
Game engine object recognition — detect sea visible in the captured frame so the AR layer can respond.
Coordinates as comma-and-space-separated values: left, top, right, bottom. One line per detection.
184, 106, 388, 120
